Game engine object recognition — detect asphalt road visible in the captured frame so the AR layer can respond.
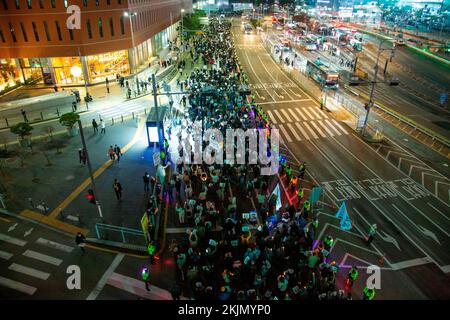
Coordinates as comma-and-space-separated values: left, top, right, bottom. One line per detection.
233, 22, 450, 298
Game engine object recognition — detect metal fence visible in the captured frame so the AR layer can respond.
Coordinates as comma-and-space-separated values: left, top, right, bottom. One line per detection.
94, 223, 147, 246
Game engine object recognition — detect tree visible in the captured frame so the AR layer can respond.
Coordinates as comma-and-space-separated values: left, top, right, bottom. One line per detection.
59, 112, 80, 129
10, 122, 33, 140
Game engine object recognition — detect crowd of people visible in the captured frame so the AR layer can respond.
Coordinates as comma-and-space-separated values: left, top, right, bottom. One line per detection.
150, 18, 372, 301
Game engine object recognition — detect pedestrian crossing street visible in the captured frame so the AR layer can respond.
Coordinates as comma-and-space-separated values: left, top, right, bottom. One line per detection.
266, 106, 349, 142
0, 222, 75, 297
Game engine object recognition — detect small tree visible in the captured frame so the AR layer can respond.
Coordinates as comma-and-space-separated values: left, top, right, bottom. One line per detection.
59, 112, 80, 129
10, 122, 33, 140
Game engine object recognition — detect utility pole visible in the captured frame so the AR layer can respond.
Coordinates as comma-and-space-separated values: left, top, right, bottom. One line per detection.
125, 12, 140, 96
78, 47, 89, 110
78, 120, 103, 219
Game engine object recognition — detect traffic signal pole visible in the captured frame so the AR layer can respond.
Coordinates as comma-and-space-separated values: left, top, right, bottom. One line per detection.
78, 120, 103, 218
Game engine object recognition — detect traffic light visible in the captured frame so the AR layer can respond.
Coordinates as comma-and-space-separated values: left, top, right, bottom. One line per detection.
87, 189, 96, 204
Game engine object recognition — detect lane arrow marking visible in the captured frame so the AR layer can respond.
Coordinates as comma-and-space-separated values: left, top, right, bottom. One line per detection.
8, 223, 18, 233
24, 228, 34, 237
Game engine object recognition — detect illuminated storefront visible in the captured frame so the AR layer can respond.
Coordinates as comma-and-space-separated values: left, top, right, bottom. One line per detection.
87, 50, 130, 83
0, 59, 22, 93
51, 57, 83, 85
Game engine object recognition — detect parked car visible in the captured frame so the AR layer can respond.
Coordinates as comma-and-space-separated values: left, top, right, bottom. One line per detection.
349, 76, 360, 86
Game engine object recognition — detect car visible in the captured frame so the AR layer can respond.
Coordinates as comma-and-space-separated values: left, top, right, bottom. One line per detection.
349, 76, 359, 86
395, 39, 405, 46
389, 76, 400, 86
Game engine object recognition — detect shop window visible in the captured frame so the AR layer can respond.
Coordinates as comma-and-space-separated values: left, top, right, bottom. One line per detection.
87, 20, 92, 39
2, 0, 7, 10
39, 0, 44, 8
32, 22, 40, 41
109, 18, 115, 37
20, 23, 28, 42
98, 18, 103, 38
51, 0, 56, 8
0, 28, 5, 42
9, 23, 17, 43
120, 17, 125, 35
43, 21, 51, 41
55, 21, 63, 41
14, 0, 19, 9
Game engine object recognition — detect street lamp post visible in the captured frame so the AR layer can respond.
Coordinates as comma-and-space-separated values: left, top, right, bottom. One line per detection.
76, 47, 90, 110
361, 38, 395, 137
124, 11, 140, 96
181, 9, 185, 52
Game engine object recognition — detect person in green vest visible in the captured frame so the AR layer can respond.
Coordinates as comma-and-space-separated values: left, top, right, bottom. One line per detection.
367, 224, 377, 245
303, 200, 311, 219
160, 148, 166, 164
347, 266, 359, 288
297, 187, 304, 207
141, 266, 151, 291
285, 165, 293, 183
147, 241, 156, 264
311, 218, 319, 236
323, 235, 334, 251
363, 286, 375, 300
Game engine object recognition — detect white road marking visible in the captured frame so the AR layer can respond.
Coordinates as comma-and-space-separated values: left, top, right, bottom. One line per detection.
23, 250, 63, 266
266, 110, 277, 124
303, 122, 320, 139
390, 257, 433, 270
36, 238, 74, 253
0, 250, 13, 260
308, 107, 323, 119
295, 122, 311, 140
273, 109, 285, 122
310, 121, 327, 138
8, 263, 50, 280
23, 228, 33, 237
302, 108, 316, 120
287, 108, 300, 121
8, 223, 18, 232
317, 108, 329, 118
278, 124, 293, 142
281, 109, 291, 122
295, 108, 308, 121
86, 253, 125, 300
0, 233, 27, 247
0, 276, 37, 295
287, 123, 302, 141
318, 121, 335, 137
331, 119, 349, 134
325, 119, 342, 136
257, 99, 312, 105
427, 202, 450, 222
66, 215, 79, 222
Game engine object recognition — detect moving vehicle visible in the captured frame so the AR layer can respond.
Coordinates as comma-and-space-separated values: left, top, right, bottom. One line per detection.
395, 39, 405, 46
304, 41, 317, 51
307, 61, 340, 89
244, 24, 253, 34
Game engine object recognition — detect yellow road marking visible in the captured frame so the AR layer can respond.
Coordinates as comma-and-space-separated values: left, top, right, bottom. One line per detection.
48, 119, 145, 218
0, 217, 11, 223
86, 243, 147, 259
20, 209, 89, 235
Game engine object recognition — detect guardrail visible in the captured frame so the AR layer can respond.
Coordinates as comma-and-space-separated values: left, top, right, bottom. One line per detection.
95, 223, 146, 246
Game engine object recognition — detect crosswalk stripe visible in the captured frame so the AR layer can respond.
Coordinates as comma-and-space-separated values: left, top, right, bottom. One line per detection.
308, 107, 323, 119
287, 108, 300, 121
273, 109, 285, 122
0, 276, 37, 295
325, 119, 342, 135
0, 250, 13, 260
317, 108, 329, 118
318, 121, 335, 137
281, 109, 291, 122
0, 233, 27, 247
302, 108, 315, 120
303, 122, 319, 139
295, 108, 308, 121
287, 123, 302, 141
278, 124, 293, 142
23, 250, 63, 266
331, 119, 349, 135
266, 110, 277, 124
8, 263, 50, 280
294, 122, 311, 140
310, 122, 327, 138
36, 238, 74, 253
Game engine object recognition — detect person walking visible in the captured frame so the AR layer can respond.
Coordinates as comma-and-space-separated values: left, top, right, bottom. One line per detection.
75, 232, 86, 253
100, 119, 106, 134
108, 146, 116, 161
346, 266, 358, 290
113, 179, 122, 200
176, 202, 185, 224
21, 109, 28, 122
92, 119, 98, 134
114, 144, 122, 162
170, 283, 182, 300
366, 224, 377, 245
141, 266, 151, 291
143, 172, 150, 192
299, 162, 306, 180
79, 148, 87, 165
363, 285, 375, 300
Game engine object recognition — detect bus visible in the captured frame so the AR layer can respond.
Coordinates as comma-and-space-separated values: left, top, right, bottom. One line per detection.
306, 61, 340, 89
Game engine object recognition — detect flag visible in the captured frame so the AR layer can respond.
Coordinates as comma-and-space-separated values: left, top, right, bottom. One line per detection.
340, 215, 352, 231
335, 202, 347, 220
271, 183, 282, 210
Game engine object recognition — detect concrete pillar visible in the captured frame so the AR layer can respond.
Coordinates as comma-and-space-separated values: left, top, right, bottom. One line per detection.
128, 48, 135, 75
81, 56, 90, 84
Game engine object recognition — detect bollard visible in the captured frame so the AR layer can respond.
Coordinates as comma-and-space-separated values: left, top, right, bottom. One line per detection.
121, 115, 123, 123
28, 197, 35, 209
56, 108, 60, 117
132, 112, 135, 119
112, 118, 114, 126
59, 208, 64, 219
5, 118, 9, 127
40, 112, 44, 120
144, 108, 147, 115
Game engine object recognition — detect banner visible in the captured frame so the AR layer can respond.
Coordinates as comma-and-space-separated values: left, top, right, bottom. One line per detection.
335, 202, 347, 219
271, 183, 282, 210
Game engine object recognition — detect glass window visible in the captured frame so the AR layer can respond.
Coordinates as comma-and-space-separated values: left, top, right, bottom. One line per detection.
83, 0, 88, 6
120, 17, 125, 35
39, 0, 44, 8
9, 23, 17, 42
27, 0, 31, 8
55, 21, 62, 40
69, 29, 74, 41
20, 23, 28, 42
2, 0, 7, 10
107, 0, 110, 4
43, 21, 51, 41
87, 20, 92, 39
109, 18, 114, 37
32, 22, 39, 41
98, 18, 103, 38
51, 0, 56, 8
64, 0, 68, 8
95, 0, 100, 6
0, 28, 5, 42
118, 0, 121, 4
14, 0, 19, 9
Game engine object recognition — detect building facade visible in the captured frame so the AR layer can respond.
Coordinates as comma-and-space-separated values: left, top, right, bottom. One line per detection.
0, 0, 191, 92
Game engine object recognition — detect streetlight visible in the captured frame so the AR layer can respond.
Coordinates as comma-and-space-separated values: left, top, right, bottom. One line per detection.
74, 47, 90, 110
361, 38, 395, 137
124, 11, 140, 96
181, 9, 185, 52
